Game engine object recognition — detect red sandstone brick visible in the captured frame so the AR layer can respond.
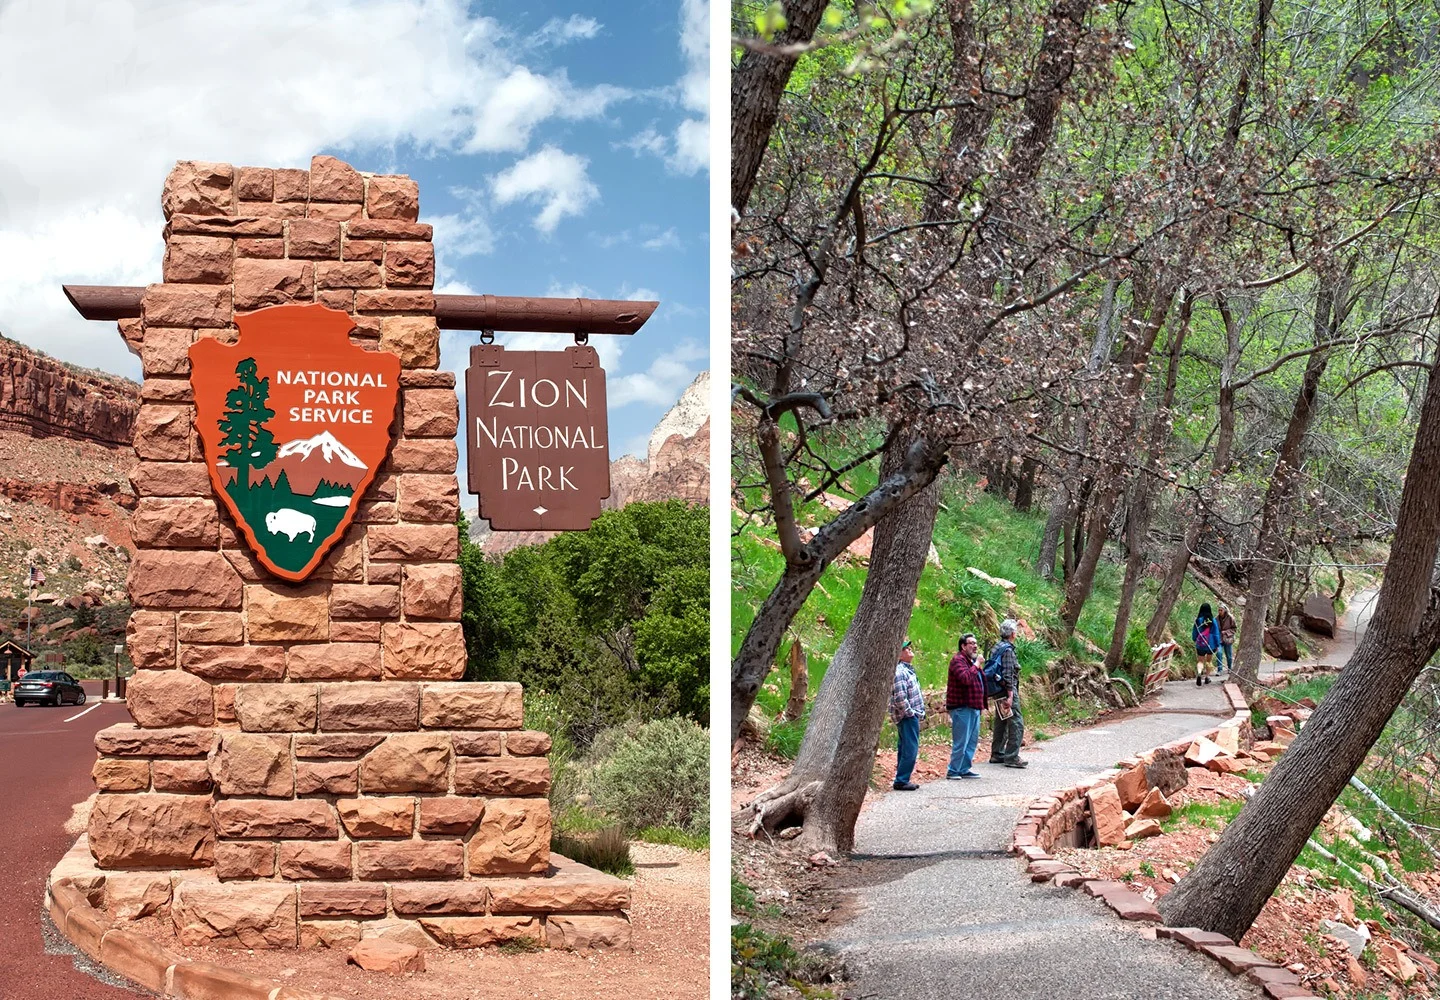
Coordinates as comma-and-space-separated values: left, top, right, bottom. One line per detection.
152, 759, 213, 793
397, 474, 459, 523
65, 901, 112, 960
235, 166, 273, 201
214, 841, 277, 879
295, 761, 359, 795
454, 757, 551, 796
452, 732, 503, 756
317, 289, 354, 312
164, 235, 233, 284
385, 438, 456, 473
330, 584, 400, 620
307, 201, 364, 222
288, 219, 341, 259
233, 258, 314, 310
274, 168, 309, 201
367, 562, 402, 585
180, 644, 286, 681
129, 550, 242, 609
355, 841, 463, 880
383, 623, 466, 681
402, 389, 458, 437
100, 928, 176, 993
355, 289, 435, 313
367, 524, 457, 561
310, 155, 364, 201
356, 500, 398, 523
169, 961, 277, 1000
170, 214, 284, 237
162, 161, 234, 218
297, 883, 387, 919
402, 564, 462, 620
140, 378, 193, 403
399, 369, 456, 388
279, 841, 353, 880
365, 175, 419, 220
317, 682, 419, 730
96, 724, 217, 758
421, 681, 523, 729
331, 621, 382, 642
93, 757, 150, 791
383, 241, 434, 287
316, 260, 382, 289
391, 882, 489, 916
343, 237, 384, 262
130, 461, 211, 497
139, 327, 194, 376
347, 219, 432, 240
418, 798, 486, 836
293, 733, 385, 758
240, 199, 305, 218
132, 403, 194, 461
131, 497, 219, 548
506, 731, 552, 756
286, 642, 382, 681
236, 237, 285, 258
213, 799, 338, 839
127, 610, 176, 669
176, 611, 244, 644
378, 315, 439, 368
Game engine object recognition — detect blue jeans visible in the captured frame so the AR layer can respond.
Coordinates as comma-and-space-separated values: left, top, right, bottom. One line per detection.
1217, 642, 1233, 672
895, 716, 920, 784
948, 708, 981, 776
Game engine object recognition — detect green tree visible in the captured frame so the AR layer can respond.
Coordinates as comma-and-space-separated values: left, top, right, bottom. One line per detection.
219, 357, 276, 490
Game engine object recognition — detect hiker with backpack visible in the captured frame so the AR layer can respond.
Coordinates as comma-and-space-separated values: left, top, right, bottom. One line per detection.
945, 633, 985, 779
1216, 603, 1237, 675
987, 619, 1027, 768
888, 639, 925, 791
1192, 602, 1220, 686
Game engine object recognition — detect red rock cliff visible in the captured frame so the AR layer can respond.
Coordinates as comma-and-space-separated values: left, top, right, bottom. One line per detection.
0, 334, 139, 447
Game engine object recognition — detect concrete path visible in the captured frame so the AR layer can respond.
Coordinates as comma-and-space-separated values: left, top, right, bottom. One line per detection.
822, 679, 1263, 1000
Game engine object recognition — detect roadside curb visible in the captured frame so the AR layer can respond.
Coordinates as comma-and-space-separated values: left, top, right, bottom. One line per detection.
1009, 681, 1320, 1000
45, 874, 344, 1000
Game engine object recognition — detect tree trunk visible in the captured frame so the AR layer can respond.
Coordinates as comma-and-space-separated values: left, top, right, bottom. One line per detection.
1014, 456, 1039, 511
781, 639, 808, 722
1231, 271, 1352, 690
1159, 354, 1440, 942
731, 0, 831, 215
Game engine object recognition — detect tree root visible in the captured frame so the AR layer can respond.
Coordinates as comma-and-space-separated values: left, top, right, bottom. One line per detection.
739, 779, 823, 838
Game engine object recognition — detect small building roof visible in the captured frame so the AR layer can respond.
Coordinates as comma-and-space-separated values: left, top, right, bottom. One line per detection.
0, 640, 33, 658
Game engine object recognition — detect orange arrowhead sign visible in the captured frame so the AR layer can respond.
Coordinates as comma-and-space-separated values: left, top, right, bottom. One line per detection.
189, 304, 401, 581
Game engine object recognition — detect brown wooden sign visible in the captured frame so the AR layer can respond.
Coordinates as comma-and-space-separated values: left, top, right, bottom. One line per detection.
466, 344, 610, 530
190, 303, 401, 581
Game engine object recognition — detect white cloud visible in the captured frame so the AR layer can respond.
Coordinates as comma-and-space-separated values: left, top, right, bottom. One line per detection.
617, 127, 669, 158
464, 67, 628, 155
534, 15, 601, 46
490, 146, 599, 233
642, 228, 682, 251
608, 339, 707, 407
671, 117, 709, 175
611, 0, 710, 176
617, 284, 661, 302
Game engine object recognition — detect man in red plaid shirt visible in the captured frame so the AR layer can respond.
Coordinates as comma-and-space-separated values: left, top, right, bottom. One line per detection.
945, 633, 985, 779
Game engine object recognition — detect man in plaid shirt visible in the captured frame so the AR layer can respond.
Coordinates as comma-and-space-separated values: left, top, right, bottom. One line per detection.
889, 640, 925, 790
945, 633, 985, 779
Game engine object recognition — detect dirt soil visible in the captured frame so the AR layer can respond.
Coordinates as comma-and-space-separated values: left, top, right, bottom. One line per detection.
122, 844, 708, 1000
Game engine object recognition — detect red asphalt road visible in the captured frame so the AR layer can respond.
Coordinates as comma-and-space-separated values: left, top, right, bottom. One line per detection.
0, 683, 144, 997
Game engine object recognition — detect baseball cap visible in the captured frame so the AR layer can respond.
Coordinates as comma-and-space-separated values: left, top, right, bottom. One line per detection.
901, 640, 912, 649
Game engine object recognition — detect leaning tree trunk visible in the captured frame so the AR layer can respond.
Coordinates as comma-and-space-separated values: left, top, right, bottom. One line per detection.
731, 0, 831, 215
1159, 354, 1440, 941
1231, 272, 1350, 690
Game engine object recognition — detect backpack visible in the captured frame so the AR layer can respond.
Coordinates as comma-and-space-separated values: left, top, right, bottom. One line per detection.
983, 642, 1011, 700
1195, 620, 1216, 653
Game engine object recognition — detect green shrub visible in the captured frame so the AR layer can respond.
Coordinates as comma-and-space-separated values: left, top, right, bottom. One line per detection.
588, 717, 709, 835
551, 826, 634, 877
732, 924, 837, 1000
1121, 624, 1150, 670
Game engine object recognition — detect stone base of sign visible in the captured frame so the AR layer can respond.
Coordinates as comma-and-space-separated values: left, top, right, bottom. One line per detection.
52, 836, 631, 953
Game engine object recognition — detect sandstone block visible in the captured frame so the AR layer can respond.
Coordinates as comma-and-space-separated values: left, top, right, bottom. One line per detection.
316, 259, 382, 288
246, 582, 330, 641
237, 237, 285, 258
1114, 764, 1150, 811
89, 793, 213, 868
314, 532, 365, 583
126, 669, 214, 728
318, 682, 419, 730
455, 757, 550, 796
169, 961, 280, 999
105, 871, 173, 920
452, 732, 503, 757
391, 882, 488, 916
279, 841, 353, 880
151, 759, 214, 793
399, 369, 455, 388
396, 474, 459, 523
164, 235, 233, 284
419, 916, 540, 949
1145, 747, 1189, 795
546, 914, 631, 951
421, 681, 523, 728
299, 883, 387, 919
507, 731, 552, 756
93, 757, 149, 791
385, 437, 456, 473
418, 798, 486, 836
367, 562, 402, 585
233, 257, 314, 310
338, 797, 416, 837
365, 175, 419, 220
349, 937, 424, 973
1135, 787, 1172, 820
295, 761, 359, 795
131, 403, 194, 461
126, 610, 176, 670
214, 841, 277, 879
361, 734, 451, 793
1125, 818, 1163, 840
294, 733, 386, 758
490, 873, 629, 913
309, 156, 364, 202
286, 642, 382, 681
130, 461, 212, 497
331, 621, 382, 643
301, 919, 364, 950
129, 550, 242, 609
402, 389, 458, 437
174, 881, 297, 948
170, 214, 282, 237
175, 611, 244, 644
139, 377, 193, 403
330, 584, 400, 620
468, 799, 550, 875
99, 928, 175, 994
308, 201, 364, 221
142, 283, 232, 328
1086, 783, 1127, 847
383, 623, 466, 680
162, 161, 234, 218
355, 289, 435, 312
234, 683, 318, 732
210, 732, 294, 797
356, 500, 397, 523
181, 643, 286, 681
139, 327, 194, 376
96, 724, 216, 758
288, 219, 342, 259
274, 168, 309, 201
343, 238, 385, 262
402, 564, 462, 620
213, 799, 338, 839
65, 901, 111, 961
378, 315, 440, 368
348, 219, 432, 240
235, 166, 273, 200
355, 841, 464, 880
383, 242, 435, 288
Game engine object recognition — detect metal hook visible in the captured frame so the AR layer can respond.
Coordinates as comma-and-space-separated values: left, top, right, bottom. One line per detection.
574, 331, 589, 346
480, 329, 495, 344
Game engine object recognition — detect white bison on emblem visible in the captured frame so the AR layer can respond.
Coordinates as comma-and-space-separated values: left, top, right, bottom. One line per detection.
266, 508, 316, 542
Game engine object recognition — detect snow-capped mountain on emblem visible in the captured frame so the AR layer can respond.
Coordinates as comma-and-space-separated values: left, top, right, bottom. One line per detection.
269, 431, 369, 494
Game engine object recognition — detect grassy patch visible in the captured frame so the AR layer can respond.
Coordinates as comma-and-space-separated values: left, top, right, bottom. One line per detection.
637, 825, 710, 850
498, 937, 544, 954
733, 874, 758, 915
732, 923, 838, 1000
1162, 799, 1244, 834
551, 827, 634, 877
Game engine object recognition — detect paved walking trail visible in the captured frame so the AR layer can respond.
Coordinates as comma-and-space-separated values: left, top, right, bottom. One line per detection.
824, 592, 1380, 999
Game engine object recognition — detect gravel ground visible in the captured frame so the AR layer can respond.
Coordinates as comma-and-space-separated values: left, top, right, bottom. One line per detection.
821, 679, 1266, 1000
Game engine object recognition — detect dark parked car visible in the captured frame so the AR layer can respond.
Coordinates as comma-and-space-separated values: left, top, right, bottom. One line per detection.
14, 670, 86, 707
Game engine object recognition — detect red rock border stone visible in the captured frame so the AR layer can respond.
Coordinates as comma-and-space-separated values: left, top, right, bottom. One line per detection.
1010, 682, 1321, 1000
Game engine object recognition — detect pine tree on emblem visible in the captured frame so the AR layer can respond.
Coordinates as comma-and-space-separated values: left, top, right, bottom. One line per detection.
219, 358, 276, 493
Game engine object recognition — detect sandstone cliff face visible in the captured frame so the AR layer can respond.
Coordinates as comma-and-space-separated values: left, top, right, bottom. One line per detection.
0, 335, 139, 446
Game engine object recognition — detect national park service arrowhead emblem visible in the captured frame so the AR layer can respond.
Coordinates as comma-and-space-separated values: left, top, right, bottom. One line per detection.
189, 304, 401, 582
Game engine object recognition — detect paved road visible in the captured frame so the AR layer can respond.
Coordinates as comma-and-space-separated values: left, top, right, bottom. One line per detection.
823, 679, 1264, 1000
0, 682, 143, 997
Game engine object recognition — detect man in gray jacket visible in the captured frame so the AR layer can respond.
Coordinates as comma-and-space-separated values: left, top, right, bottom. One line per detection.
988, 619, 1027, 768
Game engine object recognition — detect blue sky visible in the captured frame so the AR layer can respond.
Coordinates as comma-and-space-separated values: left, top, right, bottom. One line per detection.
0, 0, 709, 464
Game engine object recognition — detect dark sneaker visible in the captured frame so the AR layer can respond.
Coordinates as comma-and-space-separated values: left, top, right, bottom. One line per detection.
946, 773, 963, 780
1196, 676, 1203, 687
893, 781, 920, 791
960, 772, 981, 779
1004, 760, 1029, 768
1203, 677, 1212, 685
